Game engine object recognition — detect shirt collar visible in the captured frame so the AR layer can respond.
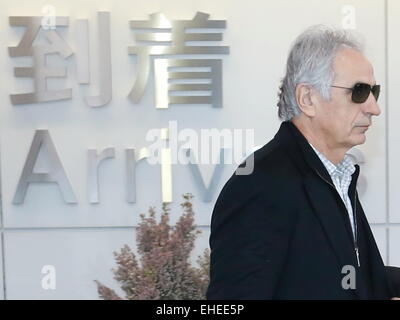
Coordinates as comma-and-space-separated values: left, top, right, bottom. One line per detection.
308, 143, 355, 177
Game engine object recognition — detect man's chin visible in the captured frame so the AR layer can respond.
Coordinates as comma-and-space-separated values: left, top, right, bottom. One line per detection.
351, 133, 367, 146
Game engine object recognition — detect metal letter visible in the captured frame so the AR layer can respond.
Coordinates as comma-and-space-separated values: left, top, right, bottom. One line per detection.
87, 147, 115, 203
187, 148, 225, 202
75, 19, 90, 84
85, 12, 112, 107
13, 130, 77, 204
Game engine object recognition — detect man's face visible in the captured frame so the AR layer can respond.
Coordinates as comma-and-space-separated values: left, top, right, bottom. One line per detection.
314, 47, 381, 149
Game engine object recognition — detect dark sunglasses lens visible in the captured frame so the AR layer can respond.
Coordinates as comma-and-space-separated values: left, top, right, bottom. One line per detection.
352, 83, 371, 103
371, 85, 380, 101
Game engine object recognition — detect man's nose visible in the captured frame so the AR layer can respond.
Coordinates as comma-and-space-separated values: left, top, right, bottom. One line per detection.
362, 92, 381, 116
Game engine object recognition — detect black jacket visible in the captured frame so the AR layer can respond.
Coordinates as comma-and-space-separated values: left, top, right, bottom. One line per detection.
207, 121, 396, 299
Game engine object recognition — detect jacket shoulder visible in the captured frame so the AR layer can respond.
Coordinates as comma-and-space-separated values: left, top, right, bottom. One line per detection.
221, 137, 297, 198
210, 137, 300, 226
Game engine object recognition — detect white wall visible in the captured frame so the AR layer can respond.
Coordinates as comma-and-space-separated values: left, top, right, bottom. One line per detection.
0, 0, 398, 299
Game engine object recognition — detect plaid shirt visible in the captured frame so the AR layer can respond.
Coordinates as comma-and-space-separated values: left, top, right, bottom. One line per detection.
309, 143, 356, 238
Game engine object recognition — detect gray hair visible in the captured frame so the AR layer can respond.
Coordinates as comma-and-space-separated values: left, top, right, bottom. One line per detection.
277, 25, 364, 121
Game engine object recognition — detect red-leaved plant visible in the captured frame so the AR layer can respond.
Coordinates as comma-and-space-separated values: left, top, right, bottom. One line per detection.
95, 193, 210, 300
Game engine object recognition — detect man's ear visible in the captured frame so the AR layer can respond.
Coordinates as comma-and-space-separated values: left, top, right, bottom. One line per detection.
295, 84, 316, 117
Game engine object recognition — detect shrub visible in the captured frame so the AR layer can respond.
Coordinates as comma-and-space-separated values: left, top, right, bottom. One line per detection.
95, 193, 210, 300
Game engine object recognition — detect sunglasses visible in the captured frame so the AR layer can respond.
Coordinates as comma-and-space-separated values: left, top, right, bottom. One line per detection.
331, 83, 380, 103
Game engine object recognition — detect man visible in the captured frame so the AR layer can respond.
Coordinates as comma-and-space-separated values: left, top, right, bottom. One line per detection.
207, 25, 400, 299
